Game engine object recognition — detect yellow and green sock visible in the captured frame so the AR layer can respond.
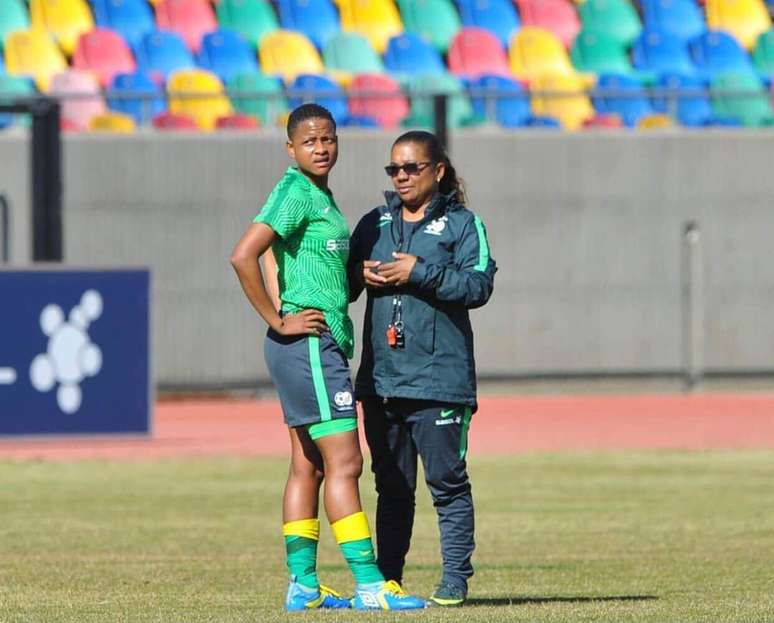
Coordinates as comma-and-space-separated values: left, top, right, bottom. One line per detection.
283, 518, 320, 589
331, 511, 384, 585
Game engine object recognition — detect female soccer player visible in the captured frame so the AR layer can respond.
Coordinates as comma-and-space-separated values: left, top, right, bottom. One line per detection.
349, 130, 497, 607
230, 104, 424, 611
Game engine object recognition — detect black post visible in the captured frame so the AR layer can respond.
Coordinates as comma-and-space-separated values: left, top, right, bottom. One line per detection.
31, 98, 62, 261
433, 93, 448, 151
0, 194, 8, 264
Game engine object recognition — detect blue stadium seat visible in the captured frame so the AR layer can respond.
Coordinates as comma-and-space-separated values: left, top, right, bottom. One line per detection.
197, 29, 258, 83
632, 28, 697, 77
288, 73, 349, 124
593, 73, 655, 127
108, 71, 166, 124
469, 74, 558, 127
341, 114, 380, 128
383, 32, 446, 79
456, 0, 520, 47
653, 72, 740, 126
277, 0, 339, 50
134, 30, 195, 83
91, 0, 156, 48
640, 0, 706, 42
689, 30, 755, 80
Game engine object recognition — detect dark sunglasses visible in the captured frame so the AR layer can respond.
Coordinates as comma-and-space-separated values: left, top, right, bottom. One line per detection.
384, 161, 433, 177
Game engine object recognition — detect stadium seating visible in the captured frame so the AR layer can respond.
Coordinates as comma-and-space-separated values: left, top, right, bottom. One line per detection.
109, 71, 167, 124
690, 30, 755, 78
336, 0, 404, 54
91, 0, 155, 48
753, 29, 774, 76
322, 32, 384, 77
155, 0, 217, 53
509, 27, 576, 82
30, 0, 94, 56
4, 29, 68, 91
577, 0, 642, 47
167, 68, 233, 130
530, 72, 594, 129
640, 0, 706, 42
571, 29, 635, 75
289, 73, 349, 123
384, 33, 446, 79
456, 0, 520, 47
705, 0, 771, 50
227, 71, 288, 126
653, 72, 738, 126
0, 75, 35, 129
593, 73, 655, 126
89, 111, 136, 132
215, 112, 260, 129
348, 73, 409, 128
259, 29, 324, 82
632, 29, 697, 77
133, 30, 195, 83
277, 0, 340, 50
397, 0, 461, 53
73, 29, 135, 87
403, 72, 474, 128
448, 28, 510, 78
152, 111, 198, 129
215, 0, 278, 49
469, 74, 560, 127
0, 0, 30, 49
515, 0, 580, 48
710, 70, 774, 125
50, 70, 106, 130
197, 30, 258, 83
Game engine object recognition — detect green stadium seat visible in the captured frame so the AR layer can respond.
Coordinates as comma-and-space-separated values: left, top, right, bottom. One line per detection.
403, 73, 476, 129
711, 71, 774, 126
0, 0, 30, 50
0, 75, 35, 129
397, 0, 461, 53
571, 29, 634, 76
322, 32, 384, 75
216, 0, 279, 49
578, 0, 642, 47
226, 71, 289, 127
753, 29, 774, 76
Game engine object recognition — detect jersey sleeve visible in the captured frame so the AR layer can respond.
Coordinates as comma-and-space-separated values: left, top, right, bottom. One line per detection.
253, 186, 311, 240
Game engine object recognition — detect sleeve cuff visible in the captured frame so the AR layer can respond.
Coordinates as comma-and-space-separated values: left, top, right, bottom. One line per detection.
408, 256, 428, 286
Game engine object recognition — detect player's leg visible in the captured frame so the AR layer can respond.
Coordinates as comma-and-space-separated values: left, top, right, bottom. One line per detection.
410, 402, 475, 607
362, 396, 419, 586
282, 425, 351, 611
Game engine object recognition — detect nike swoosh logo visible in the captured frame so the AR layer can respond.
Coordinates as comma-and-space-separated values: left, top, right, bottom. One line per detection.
358, 550, 372, 557
440, 409, 456, 418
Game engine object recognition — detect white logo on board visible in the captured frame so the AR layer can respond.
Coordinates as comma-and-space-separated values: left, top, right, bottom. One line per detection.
29, 290, 104, 414
334, 391, 353, 408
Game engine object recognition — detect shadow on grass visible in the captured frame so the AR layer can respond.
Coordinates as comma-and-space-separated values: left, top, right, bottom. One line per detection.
468, 595, 658, 607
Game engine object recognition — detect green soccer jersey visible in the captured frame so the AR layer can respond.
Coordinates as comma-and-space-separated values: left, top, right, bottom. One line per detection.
254, 167, 354, 358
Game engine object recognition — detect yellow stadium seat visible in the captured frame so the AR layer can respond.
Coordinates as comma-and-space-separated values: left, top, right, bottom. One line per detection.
259, 30, 324, 83
509, 27, 576, 83
706, 0, 771, 50
168, 69, 233, 131
89, 111, 136, 133
4, 29, 68, 91
637, 113, 674, 130
530, 72, 594, 130
30, 0, 94, 56
337, 0, 403, 54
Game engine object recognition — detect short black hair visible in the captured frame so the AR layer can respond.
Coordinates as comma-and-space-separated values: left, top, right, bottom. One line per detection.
287, 103, 337, 139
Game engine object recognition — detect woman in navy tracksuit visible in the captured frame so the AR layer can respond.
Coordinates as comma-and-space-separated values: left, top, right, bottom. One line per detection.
348, 131, 496, 607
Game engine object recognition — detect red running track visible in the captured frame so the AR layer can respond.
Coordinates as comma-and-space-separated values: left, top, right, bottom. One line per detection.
1, 394, 773, 461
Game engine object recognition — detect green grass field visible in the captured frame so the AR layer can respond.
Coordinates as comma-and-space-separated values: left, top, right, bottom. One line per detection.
1, 451, 772, 622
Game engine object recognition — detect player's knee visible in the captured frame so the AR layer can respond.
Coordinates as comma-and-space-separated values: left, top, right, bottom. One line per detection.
327, 452, 363, 480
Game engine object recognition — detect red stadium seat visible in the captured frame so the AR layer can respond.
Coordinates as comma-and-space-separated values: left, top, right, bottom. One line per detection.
50, 70, 106, 131
155, 0, 217, 53
515, 0, 581, 48
73, 28, 136, 87
152, 111, 199, 129
215, 113, 261, 129
447, 27, 510, 78
348, 73, 409, 128
582, 113, 624, 128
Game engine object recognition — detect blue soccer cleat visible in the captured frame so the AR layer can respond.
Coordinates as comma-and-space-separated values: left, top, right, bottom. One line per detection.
351, 580, 426, 610
284, 580, 351, 611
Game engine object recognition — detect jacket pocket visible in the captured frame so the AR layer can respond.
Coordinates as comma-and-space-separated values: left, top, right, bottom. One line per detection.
404, 297, 436, 356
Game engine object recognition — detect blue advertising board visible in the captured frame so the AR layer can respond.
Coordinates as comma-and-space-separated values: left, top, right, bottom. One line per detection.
0, 269, 151, 436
